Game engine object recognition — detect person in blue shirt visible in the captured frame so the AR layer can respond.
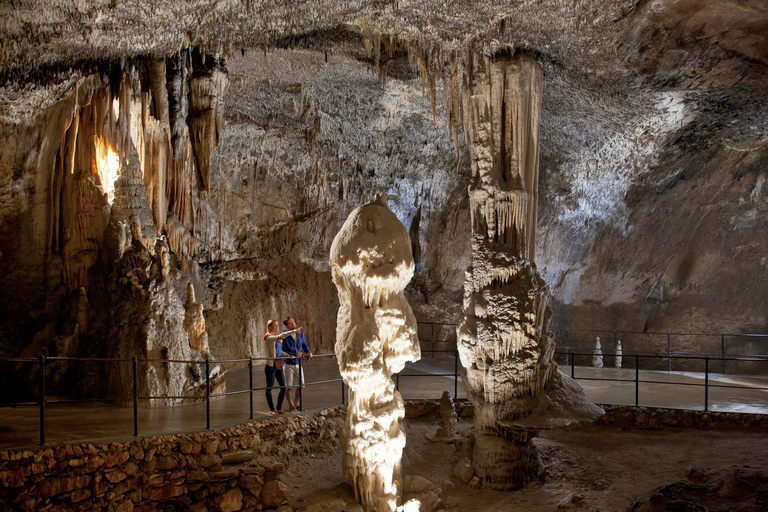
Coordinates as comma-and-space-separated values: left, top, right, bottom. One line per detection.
282, 316, 313, 411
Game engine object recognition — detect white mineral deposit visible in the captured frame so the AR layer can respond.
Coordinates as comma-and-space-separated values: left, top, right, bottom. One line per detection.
616, 340, 623, 369
457, 53, 602, 491
593, 337, 604, 368
330, 194, 421, 512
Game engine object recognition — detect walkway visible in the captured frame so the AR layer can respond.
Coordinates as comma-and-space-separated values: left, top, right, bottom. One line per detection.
1, 354, 767, 450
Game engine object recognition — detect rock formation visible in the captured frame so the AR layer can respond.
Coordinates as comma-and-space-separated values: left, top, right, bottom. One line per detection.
0, 1, 766, 407
593, 337, 604, 368
456, 53, 602, 490
330, 194, 421, 512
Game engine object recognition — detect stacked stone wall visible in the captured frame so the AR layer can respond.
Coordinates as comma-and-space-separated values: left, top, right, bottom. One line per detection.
0, 408, 344, 511
597, 405, 768, 430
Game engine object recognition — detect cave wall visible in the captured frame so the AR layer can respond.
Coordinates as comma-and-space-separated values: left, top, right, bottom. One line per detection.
0, 0, 767, 401
200, 47, 468, 358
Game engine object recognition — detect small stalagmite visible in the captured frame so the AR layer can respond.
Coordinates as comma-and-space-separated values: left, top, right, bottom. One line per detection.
184, 282, 209, 355
330, 194, 421, 512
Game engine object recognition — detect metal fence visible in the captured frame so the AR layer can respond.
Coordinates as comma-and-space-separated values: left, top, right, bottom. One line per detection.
0, 354, 344, 446
551, 328, 768, 374
3, 322, 768, 447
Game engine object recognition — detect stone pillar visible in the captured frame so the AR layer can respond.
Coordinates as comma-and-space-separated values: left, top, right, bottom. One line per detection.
457, 53, 553, 490
330, 194, 421, 512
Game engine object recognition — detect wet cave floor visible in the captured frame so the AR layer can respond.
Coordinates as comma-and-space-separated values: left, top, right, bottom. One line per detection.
284, 419, 768, 512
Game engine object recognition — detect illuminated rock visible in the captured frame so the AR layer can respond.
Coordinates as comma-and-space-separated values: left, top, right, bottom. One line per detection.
593, 338, 604, 368
330, 194, 420, 512
457, 53, 602, 491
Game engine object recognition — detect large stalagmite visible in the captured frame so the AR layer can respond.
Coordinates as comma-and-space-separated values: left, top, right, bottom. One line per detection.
457, 53, 602, 490
330, 194, 421, 512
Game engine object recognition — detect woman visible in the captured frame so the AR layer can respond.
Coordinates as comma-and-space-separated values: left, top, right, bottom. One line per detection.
263, 319, 299, 415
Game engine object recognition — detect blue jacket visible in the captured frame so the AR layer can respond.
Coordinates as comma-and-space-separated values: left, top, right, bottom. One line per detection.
282, 331, 310, 365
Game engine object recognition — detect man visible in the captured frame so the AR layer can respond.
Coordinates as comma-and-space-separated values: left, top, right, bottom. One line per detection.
281, 316, 312, 410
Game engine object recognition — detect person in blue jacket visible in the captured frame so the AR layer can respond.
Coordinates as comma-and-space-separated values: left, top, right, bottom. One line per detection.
282, 316, 313, 410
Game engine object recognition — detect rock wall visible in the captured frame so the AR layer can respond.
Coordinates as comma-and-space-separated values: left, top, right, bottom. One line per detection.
0, 408, 345, 511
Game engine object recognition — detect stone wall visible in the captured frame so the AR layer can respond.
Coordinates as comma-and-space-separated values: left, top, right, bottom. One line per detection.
0, 408, 344, 511
596, 405, 768, 431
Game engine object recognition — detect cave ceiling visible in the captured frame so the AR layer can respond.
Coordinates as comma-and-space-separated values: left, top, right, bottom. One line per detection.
0, 0, 767, 357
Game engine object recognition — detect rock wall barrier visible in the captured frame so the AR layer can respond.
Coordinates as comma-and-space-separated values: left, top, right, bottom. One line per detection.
0, 408, 344, 511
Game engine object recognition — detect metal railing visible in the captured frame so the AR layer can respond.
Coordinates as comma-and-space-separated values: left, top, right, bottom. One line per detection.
560, 350, 768, 412
3, 339, 768, 448
551, 328, 768, 374
0, 353, 344, 446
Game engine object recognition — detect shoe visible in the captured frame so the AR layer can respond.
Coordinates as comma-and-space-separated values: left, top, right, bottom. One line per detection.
277, 410, 286, 414
269, 410, 277, 415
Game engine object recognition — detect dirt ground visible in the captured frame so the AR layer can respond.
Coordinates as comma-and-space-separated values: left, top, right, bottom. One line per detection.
283, 418, 768, 511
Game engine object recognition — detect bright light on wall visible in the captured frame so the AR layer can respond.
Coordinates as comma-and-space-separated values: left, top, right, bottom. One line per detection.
96, 141, 120, 204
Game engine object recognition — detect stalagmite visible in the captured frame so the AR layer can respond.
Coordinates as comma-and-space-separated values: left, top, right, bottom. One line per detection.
183, 282, 209, 355
457, 53, 602, 491
615, 340, 623, 368
330, 194, 421, 512
593, 337, 604, 368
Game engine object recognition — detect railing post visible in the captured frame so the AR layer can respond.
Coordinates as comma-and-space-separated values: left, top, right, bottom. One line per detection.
667, 332, 671, 372
205, 358, 210, 430
431, 322, 435, 359
704, 356, 709, 411
565, 329, 569, 365
570, 351, 575, 379
133, 357, 138, 437
298, 356, 303, 413
396, 372, 400, 392
635, 354, 640, 407
39, 355, 46, 446
341, 379, 345, 405
249, 358, 254, 420
454, 349, 458, 399
720, 334, 726, 374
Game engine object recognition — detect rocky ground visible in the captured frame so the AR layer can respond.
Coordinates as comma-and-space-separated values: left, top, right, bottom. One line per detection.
283, 418, 768, 512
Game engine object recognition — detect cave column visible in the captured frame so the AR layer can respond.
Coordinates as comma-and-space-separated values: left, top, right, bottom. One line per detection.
457, 53, 554, 490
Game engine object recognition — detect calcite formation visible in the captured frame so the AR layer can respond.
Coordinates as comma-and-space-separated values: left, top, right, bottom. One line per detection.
457, 53, 601, 490
330, 194, 420, 512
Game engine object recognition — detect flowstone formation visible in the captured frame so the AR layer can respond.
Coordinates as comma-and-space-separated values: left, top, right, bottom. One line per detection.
330, 194, 421, 512
0, 48, 227, 403
457, 53, 602, 490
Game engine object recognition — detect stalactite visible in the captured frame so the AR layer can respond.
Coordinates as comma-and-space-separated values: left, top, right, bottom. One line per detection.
165, 213, 203, 256
187, 49, 228, 192
54, 83, 112, 292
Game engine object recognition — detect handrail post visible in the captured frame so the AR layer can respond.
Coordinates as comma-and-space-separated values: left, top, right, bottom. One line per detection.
635, 354, 640, 407
341, 379, 345, 405
39, 355, 46, 446
454, 349, 458, 399
570, 350, 574, 379
704, 356, 709, 411
565, 329, 569, 364
720, 334, 726, 374
205, 358, 210, 430
431, 322, 435, 359
667, 332, 671, 372
133, 357, 138, 437
298, 356, 303, 413
396, 372, 400, 392
249, 358, 254, 420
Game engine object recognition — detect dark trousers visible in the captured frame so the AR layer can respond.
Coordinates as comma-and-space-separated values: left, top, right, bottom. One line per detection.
264, 365, 286, 411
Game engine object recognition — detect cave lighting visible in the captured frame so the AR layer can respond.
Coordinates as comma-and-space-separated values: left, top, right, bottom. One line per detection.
97, 142, 120, 204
